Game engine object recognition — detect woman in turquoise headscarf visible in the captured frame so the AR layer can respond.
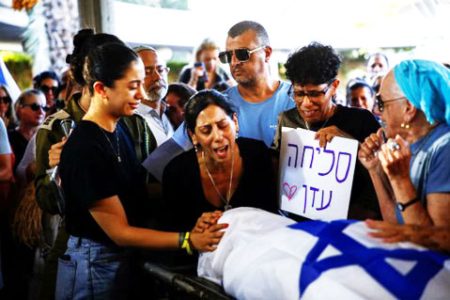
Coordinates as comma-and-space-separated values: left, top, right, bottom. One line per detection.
359, 59, 450, 226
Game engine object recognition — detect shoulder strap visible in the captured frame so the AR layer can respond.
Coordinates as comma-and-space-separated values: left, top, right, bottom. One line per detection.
39, 110, 71, 131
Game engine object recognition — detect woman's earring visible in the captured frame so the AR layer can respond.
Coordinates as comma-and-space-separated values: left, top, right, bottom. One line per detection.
194, 144, 198, 152
235, 131, 239, 139
400, 122, 410, 129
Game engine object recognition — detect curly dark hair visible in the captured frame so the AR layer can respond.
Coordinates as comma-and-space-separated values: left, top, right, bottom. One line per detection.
285, 42, 341, 85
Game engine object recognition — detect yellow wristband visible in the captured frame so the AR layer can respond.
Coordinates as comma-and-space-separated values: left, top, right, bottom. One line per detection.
181, 232, 193, 255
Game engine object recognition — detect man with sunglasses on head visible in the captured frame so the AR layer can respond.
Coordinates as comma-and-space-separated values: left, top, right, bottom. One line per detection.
33, 71, 61, 115
273, 42, 381, 221
134, 45, 174, 146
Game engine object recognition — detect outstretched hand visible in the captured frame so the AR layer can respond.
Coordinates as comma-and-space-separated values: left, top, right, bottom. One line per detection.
365, 219, 447, 251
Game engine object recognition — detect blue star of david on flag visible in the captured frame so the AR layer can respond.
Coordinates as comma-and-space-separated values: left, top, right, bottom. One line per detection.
289, 220, 448, 299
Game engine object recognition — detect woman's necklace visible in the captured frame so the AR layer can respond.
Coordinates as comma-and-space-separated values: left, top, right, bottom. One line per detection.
202, 146, 235, 211
99, 127, 121, 163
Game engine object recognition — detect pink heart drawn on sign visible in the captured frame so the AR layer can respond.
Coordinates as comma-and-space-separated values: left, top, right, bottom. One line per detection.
283, 182, 297, 201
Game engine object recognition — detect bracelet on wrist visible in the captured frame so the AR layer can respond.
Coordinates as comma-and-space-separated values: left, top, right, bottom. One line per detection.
178, 232, 185, 248
181, 231, 193, 255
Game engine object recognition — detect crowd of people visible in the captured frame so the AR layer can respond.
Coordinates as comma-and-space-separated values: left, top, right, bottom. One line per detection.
0, 19, 449, 299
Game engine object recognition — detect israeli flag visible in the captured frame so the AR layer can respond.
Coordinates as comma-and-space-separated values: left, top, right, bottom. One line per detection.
0, 56, 21, 103
199, 207, 450, 300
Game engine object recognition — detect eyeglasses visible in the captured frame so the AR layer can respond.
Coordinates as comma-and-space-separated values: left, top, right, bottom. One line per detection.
290, 80, 335, 103
375, 94, 406, 112
218, 45, 266, 64
40, 85, 59, 95
0, 96, 11, 104
145, 65, 170, 76
21, 103, 50, 112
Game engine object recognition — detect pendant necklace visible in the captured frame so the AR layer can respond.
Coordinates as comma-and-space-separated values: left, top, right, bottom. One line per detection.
202, 146, 235, 211
99, 126, 122, 163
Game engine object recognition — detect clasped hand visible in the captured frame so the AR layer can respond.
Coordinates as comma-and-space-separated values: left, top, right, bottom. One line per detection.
189, 210, 228, 252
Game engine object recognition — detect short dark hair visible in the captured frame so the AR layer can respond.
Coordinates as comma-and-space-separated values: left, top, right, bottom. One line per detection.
67, 29, 124, 86
347, 78, 374, 96
33, 70, 61, 88
166, 83, 196, 108
83, 43, 139, 95
228, 20, 270, 46
184, 89, 237, 133
285, 42, 341, 85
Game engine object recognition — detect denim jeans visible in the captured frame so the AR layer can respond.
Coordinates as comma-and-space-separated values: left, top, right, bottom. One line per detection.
55, 236, 130, 300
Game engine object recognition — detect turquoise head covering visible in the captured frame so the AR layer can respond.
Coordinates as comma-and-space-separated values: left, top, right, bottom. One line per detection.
393, 59, 450, 125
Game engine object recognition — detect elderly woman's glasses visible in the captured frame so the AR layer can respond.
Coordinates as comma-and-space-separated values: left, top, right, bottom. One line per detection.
21, 103, 50, 112
219, 46, 266, 64
0, 96, 11, 104
375, 94, 406, 112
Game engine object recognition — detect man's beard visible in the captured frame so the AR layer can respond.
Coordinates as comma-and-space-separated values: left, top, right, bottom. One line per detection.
146, 84, 168, 102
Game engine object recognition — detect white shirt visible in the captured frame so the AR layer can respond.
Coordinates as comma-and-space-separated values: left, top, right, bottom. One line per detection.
136, 103, 174, 146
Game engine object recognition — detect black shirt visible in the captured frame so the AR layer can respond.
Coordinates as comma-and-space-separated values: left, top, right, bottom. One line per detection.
59, 120, 148, 244
8, 130, 28, 172
162, 137, 278, 231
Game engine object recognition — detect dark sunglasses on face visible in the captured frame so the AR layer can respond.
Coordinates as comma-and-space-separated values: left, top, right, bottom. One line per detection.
0, 96, 11, 104
21, 103, 50, 112
40, 85, 59, 94
218, 45, 266, 64
375, 94, 406, 112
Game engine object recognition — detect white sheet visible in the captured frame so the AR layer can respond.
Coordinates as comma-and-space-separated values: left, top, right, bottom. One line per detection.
198, 207, 450, 300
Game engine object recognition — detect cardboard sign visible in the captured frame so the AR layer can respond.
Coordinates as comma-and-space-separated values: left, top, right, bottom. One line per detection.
279, 127, 358, 221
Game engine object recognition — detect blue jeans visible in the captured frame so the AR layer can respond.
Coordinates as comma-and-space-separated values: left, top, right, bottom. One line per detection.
55, 236, 130, 300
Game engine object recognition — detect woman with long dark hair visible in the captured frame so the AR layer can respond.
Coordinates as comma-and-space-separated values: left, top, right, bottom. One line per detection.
57, 43, 225, 299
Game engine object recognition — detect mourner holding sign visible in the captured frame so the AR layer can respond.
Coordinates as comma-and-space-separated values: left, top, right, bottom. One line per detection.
273, 42, 381, 220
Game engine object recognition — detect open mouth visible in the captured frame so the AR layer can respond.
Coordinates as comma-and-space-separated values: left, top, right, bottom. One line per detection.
214, 145, 229, 159
302, 109, 318, 118
129, 102, 140, 110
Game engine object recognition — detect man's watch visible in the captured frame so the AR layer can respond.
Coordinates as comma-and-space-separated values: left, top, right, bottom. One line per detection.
396, 197, 420, 212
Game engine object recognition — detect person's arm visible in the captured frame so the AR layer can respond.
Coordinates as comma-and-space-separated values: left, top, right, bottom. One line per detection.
366, 219, 450, 253
0, 153, 13, 182
378, 135, 450, 226
89, 196, 226, 252
358, 129, 397, 223
34, 128, 65, 214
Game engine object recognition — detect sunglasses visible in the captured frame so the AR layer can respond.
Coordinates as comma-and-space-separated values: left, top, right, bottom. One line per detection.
22, 103, 50, 112
40, 85, 59, 94
0, 96, 11, 104
218, 45, 266, 64
375, 94, 406, 112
